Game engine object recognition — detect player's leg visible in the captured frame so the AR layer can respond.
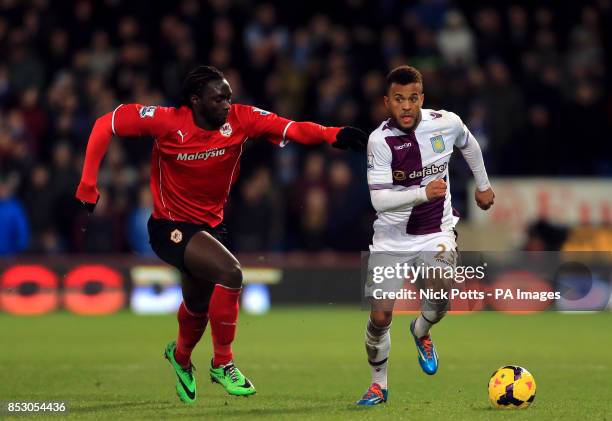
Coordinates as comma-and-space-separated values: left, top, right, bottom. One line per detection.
148, 217, 253, 400
172, 274, 214, 368
367, 309, 393, 380
358, 249, 403, 405
147, 217, 208, 403
410, 281, 448, 375
357, 305, 392, 405
410, 232, 457, 375
183, 231, 241, 366
412, 237, 456, 338
183, 231, 256, 396
412, 283, 451, 339
162, 275, 215, 404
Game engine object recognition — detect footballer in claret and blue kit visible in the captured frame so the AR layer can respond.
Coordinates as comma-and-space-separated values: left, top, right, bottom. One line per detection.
358, 65, 495, 405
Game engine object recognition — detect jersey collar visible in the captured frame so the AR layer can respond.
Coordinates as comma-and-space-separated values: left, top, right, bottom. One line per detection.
420, 109, 434, 121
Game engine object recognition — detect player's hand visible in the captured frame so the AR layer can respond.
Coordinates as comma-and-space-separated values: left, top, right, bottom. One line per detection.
76, 197, 97, 233
333, 126, 367, 151
78, 198, 98, 213
475, 187, 495, 210
425, 179, 447, 201
75, 182, 100, 214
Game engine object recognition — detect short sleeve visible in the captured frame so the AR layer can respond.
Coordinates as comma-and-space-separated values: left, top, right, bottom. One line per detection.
367, 133, 393, 190
233, 104, 293, 145
111, 104, 175, 138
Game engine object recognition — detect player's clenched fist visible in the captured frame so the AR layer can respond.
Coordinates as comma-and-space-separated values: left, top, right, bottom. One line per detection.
425, 179, 447, 200
475, 187, 495, 210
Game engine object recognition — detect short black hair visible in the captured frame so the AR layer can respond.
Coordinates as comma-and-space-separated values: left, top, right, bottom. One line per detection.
181, 65, 225, 106
386, 65, 423, 91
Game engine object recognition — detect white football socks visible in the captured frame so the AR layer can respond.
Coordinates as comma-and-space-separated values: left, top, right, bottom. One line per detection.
415, 307, 448, 338
365, 317, 391, 389
414, 313, 434, 338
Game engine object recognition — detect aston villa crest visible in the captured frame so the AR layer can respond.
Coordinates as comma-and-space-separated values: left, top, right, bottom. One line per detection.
430, 135, 445, 153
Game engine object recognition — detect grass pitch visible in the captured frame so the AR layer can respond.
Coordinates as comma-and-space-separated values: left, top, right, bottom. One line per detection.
1, 307, 610, 420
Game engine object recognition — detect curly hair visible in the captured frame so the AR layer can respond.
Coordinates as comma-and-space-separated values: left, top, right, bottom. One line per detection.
180, 65, 225, 106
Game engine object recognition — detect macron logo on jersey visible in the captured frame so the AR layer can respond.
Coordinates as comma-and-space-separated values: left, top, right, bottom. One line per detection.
177, 148, 226, 161
394, 142, 412, 150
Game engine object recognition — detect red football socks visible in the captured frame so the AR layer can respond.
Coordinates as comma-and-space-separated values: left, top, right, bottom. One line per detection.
174, 302, 208, 368
208, 284, 241, 367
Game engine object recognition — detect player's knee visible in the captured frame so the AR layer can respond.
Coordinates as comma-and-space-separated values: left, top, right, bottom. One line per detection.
422, 286, 449, 324
422, 307, 447, 324
217, 263, 243, 289
183, 296, 209, 314
371, 311, 393, 328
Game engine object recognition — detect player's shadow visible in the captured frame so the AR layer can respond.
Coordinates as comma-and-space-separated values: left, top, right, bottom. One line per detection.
471, 405, 503, 412
71, 400, 176, 414
346, 404, 395, 413
202, 403, 339, 417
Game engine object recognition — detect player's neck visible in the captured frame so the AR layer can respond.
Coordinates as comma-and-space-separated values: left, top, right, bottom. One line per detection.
412, 113, 422, 131
192, 109, 218, 131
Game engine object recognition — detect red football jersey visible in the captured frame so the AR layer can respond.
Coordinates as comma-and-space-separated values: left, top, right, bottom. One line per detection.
73, 103, 338, 227
77, 103, 339, 226
109, 104, 295, 226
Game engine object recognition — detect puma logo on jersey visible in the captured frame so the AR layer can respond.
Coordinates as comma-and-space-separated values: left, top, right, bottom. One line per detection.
177, 148, 226, 161
177, 130, 187, 143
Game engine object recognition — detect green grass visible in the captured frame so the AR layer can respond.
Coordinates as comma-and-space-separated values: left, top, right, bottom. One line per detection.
1, 308, 611, 420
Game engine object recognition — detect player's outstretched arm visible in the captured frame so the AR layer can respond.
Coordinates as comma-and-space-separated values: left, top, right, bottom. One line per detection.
76, 104, 165, 212
458, 134, 494, 210
236, 105, 367, 151
75, 111, 115, 212
284, 122, 367, 151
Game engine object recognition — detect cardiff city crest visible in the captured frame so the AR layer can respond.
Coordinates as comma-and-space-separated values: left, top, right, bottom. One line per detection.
170, 229, 183, 244
220, 122, 232, 137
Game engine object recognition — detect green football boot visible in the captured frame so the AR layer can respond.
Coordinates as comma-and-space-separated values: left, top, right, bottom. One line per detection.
209, 361, 256, 396
164, 341, 197, 404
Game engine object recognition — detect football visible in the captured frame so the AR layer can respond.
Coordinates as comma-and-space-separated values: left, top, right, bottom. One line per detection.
488, 365, 536, 409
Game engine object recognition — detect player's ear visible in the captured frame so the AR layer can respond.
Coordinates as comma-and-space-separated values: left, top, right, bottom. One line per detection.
190, 94, 200, 107
383, 96, 390, 110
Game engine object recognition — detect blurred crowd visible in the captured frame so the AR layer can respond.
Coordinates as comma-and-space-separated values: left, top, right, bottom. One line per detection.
0, 0, 611, 255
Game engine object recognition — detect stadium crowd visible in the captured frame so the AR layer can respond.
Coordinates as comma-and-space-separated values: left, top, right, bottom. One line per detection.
0, 0, 610, 255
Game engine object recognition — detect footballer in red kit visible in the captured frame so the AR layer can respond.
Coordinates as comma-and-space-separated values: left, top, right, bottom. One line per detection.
76, 66, 367, 403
